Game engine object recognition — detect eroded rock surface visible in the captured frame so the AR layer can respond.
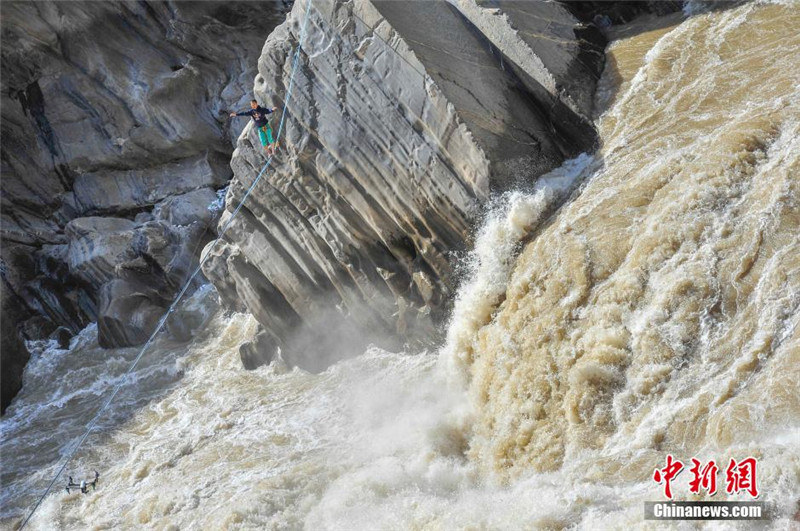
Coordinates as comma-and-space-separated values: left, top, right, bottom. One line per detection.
0, 1, 287, 408
203, 0, 608, 369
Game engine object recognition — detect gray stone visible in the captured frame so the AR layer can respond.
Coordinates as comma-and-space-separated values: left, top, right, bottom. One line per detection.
154, 188, 220, 227
239, 328, 279, 370
66, 217, 137, 286
60, 214, 215, 346
2, 0, 628, 385
134, 212, 156, 224
73, 152, 231, 215
50, 326, 73, 349
96, 279, 166, 348
451, 0, 606, 122
0, 1, 288, 362
203, 0, 603, 370
372, 0, 591, 187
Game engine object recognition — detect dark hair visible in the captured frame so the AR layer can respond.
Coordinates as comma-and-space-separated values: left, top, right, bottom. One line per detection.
251, 99, 258, 104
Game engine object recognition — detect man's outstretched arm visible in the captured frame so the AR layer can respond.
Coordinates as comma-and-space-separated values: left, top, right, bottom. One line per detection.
229, 109, 253, 118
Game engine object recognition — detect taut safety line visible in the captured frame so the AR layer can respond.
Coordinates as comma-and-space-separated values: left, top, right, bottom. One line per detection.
19, 1, 314, 527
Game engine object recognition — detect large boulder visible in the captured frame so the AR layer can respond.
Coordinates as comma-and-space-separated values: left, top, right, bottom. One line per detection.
65, 217, 138, 286
18, 315, 58, 341
154, 188, 222, 227
238, 327, 280, 370
203, 0, 607, 370
450, 0, 606, 122
96, 279, 166, 348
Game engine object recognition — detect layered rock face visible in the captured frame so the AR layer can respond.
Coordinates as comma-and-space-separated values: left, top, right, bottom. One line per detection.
203, 0, 607, 369
0, 1, 287, 408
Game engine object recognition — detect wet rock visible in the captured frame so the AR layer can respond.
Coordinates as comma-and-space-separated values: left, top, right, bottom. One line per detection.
66, 217, 138, 286
203, 0, 604, 370
59, 214, 210, 346
134, 212, 156, 224
72, 152, 231, 215
50, 326, 73, 349
239, 328, 279, 370
21, 277, 95, 334
97, 279, 166, 348
373, 0, 580, 188
165, 312, 193, 344
154, 188, 220, 227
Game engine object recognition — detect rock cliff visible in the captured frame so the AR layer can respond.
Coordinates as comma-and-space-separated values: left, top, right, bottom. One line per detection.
0, 1, 287, 409
202, 0, 608, 369
1, 0, 674, 397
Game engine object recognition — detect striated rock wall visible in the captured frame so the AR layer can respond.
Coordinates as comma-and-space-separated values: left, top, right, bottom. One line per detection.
0, 1, 287, 409
203, 0, 607, 369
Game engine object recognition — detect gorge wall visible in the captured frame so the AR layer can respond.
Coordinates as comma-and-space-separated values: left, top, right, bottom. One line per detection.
201, 0, 615, 370
0, 0, 288, 411
4, 4, 797, 528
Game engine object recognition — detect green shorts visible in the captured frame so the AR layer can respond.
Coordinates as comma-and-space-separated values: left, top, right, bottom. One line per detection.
257, 125, 274, 146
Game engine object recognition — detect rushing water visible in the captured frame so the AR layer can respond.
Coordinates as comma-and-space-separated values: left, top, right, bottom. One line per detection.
2, 2, 799, 529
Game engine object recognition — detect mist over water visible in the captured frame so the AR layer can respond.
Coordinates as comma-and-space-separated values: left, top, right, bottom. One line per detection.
2, 2, 799, 529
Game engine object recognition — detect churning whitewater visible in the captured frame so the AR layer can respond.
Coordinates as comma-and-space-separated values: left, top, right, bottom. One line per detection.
2, 2, 799, 528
